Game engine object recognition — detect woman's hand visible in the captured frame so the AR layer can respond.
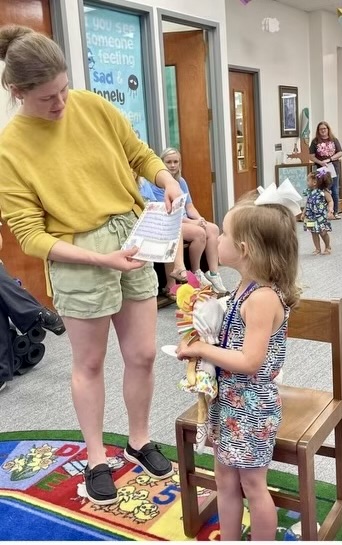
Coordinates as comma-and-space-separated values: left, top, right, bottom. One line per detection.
101, 247, 145, 271
155, 170, 182, 212
197, 217, 207, 229
164, 180, 182, 213
176, 339, 203, 360
48, 239, 144, 270
186, 217, 206, 228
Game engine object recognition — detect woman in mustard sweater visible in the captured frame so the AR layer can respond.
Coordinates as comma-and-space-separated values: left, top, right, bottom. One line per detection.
0, 25, 181, 505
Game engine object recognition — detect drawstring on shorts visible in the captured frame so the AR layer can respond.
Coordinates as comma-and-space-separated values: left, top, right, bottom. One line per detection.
108, 214, 135, 246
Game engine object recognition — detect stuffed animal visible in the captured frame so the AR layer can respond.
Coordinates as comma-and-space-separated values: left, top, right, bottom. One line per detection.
172, 274, 225, 453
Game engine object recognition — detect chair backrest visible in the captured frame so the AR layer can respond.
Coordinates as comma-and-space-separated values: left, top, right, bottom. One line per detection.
288, 298, 342, 400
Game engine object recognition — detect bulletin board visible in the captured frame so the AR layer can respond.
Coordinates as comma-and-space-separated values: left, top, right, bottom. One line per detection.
275, 163, 313, 201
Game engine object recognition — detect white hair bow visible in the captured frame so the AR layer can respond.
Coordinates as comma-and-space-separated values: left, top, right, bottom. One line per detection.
255, 178, 302, 216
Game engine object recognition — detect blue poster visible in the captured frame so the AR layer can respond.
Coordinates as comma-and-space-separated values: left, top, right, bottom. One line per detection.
84, 5, 148, 142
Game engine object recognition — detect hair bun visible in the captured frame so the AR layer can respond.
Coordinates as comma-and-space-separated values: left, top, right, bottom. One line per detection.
0, 24, 34, 61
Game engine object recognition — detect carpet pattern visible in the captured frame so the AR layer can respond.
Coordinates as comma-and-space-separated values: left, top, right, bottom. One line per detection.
0, 431, 338, 541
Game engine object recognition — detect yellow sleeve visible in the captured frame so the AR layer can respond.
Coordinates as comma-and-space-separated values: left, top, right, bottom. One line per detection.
94, 94, 166, 182
0, 185, 59, 260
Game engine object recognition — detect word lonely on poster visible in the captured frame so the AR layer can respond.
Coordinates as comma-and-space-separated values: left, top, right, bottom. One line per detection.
92, 70, 125, 105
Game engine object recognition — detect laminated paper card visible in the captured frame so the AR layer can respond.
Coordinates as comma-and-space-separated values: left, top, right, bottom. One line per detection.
122, 194, 186, 262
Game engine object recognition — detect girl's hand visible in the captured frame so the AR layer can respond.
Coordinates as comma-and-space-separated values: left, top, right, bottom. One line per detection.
101, 247, 145, 271
197, 217, 207, 229
327, 210, 334, 220
176, 339, 203, 360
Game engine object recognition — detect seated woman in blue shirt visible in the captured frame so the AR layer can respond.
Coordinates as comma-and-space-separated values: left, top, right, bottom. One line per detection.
149, 148, 227, 294
137, 177, 188, 299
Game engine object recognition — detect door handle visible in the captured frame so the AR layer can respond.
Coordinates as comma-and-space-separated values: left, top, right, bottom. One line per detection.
252, 163, 257, 169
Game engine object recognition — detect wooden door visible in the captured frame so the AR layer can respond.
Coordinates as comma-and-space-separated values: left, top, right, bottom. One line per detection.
229, 70, 257, 201
163, 30, 213, 222
0, 0, 52, 307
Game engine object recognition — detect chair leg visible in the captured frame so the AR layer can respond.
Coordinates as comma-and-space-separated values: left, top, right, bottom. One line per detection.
335, 421, 342, 500
176, 422, 201, 537
297, 445, 319, 540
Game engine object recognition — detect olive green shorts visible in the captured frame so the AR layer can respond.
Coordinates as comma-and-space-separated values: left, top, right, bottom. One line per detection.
48, 212, 158, 319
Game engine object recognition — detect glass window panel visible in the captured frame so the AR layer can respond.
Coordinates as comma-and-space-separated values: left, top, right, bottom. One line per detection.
83, 3, 148, 142
165, 66, 180, 150
234, 90, 247, 172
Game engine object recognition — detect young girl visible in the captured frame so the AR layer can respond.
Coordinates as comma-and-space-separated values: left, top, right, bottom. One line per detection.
302, 168, 334, 255
177, 194, 300, 541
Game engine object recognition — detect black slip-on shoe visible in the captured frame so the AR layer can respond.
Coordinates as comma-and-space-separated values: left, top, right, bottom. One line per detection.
124, 442, 174, 479
84, 463, 118, 505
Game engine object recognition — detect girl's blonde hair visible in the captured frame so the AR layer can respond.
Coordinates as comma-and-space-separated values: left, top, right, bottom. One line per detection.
231, 194, 300, 308
0, 25, 67, 97
160, 147, 182, 181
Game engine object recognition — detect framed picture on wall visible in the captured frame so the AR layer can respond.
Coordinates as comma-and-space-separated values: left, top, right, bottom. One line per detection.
275, 163, 313, 207
279, 85, 299, 138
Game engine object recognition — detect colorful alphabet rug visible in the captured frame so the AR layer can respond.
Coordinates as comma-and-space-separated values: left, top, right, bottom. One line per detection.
0, 430, 339, 541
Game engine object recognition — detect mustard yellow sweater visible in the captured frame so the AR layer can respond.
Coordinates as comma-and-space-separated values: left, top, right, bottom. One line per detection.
0, 90, 166, 260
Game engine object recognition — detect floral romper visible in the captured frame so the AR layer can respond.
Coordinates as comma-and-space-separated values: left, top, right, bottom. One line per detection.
208, 282, 290, 468
303, 188, 331, 234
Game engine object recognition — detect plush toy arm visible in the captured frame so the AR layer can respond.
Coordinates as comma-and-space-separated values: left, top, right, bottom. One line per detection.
186, 358, 197, 386
198, 392, 208, 423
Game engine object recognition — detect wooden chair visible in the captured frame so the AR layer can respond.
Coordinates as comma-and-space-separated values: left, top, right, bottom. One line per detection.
175, 298, 342, 540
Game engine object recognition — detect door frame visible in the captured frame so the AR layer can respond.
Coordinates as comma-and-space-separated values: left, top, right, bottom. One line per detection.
50, 0, 74, 88
157, 8, 228, 227
228, 65, 264, 190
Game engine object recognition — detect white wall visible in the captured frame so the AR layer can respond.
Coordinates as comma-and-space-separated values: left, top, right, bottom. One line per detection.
226, 0, 311, 185
2, 1, 342, 202
309, 11, 342, 135
226, 0, 342, 187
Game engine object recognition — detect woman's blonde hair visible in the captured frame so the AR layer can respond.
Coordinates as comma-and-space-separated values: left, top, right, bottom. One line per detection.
160, 147, 182, 181
230, 193, 301, 308
0, 25, 67, 97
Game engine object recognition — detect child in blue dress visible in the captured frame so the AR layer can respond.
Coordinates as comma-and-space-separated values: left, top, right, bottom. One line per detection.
302, 167, 334, 255
176, 191, 300, 540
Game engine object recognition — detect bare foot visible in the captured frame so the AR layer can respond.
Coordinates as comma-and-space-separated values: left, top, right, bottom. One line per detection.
312, 249, 321, 255
323, 248, 331, 255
